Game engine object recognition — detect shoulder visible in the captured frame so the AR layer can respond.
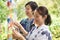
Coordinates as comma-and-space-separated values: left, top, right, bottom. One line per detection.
20, 18, 28, 24
39, 25, 52, 40
41, 25, 51, 35
41, 30, 52, 40
40, 25, 52, 40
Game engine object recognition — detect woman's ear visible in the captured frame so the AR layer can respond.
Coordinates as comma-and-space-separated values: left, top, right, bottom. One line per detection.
44, 15, 47, 20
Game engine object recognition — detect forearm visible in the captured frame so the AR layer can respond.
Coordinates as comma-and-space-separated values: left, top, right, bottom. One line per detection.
17, 33, 26, 40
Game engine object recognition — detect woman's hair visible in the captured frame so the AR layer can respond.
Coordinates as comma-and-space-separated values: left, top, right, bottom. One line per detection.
36, 6, 51, 25
25, 1, 38, 11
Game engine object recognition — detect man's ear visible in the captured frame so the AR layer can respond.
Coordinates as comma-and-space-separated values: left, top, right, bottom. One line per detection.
32, 11, 34, 15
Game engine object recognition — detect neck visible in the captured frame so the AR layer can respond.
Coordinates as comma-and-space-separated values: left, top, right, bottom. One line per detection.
35, 22, 44, 28
28, 15, 34, 20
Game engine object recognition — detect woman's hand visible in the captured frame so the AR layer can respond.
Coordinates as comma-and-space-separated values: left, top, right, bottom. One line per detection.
12, 30, 26, 40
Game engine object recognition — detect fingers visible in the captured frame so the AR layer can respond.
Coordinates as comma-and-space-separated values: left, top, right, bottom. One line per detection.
13, 30, 26, 40
13, 22, 28, 35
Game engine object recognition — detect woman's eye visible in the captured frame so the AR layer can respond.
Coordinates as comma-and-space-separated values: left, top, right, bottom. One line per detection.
27, 8, 29, 10
35, 15, 39, 18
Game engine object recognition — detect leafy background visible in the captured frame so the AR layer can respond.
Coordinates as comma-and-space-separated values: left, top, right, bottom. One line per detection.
0, 0, 60, 40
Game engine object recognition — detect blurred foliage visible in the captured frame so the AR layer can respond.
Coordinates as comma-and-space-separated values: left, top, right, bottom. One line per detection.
0, 0, 60, 40
0, 0, 10, 23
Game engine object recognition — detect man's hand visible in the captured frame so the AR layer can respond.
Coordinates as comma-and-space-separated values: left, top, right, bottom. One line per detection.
12, 21, 28, 36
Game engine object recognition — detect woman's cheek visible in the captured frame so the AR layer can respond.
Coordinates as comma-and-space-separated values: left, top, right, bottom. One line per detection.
35, 18, 39, 22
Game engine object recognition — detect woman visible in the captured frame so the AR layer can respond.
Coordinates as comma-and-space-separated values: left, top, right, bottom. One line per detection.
13, 6, 52, 40
26, 6, 52, 40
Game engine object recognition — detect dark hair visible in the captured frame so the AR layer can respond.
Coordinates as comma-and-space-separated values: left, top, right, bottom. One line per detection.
36, 6, 51, 25
25, 1, 38, 11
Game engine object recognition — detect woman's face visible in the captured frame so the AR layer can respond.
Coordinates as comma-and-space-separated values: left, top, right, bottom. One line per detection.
34, 10, 44, 24
25, 5, 33, 17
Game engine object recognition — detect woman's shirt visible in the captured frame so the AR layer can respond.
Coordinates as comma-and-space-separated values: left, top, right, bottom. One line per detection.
20, 18, 34, 32
26, 24, 52, 40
